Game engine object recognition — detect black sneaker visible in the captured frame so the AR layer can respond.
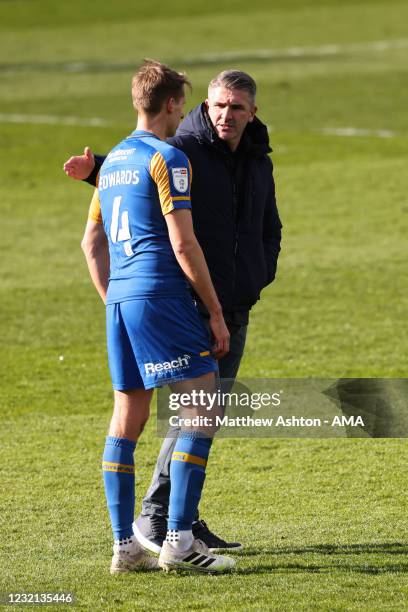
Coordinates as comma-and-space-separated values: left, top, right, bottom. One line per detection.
133, 514, 167, 555
192, 520, 243, 552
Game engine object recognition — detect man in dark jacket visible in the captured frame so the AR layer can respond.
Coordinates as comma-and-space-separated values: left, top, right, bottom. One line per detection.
64, 69, 282, 554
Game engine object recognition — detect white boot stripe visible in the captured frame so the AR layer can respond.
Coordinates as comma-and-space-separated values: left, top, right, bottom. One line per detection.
191, 554, 208, 565
200, 557, 216, 568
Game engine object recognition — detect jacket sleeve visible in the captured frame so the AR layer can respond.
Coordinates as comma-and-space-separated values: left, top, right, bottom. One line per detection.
84, 154, 106, 187
263, 161, 282, 286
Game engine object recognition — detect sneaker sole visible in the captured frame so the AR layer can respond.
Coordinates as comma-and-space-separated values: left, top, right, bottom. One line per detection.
132, 521, 162, 555
110, 559, 160, 574
110, 566, 128, 574
110, 562, 159, 574
110, 565, 135, 574
110, 565, 159, 574
158, 559, 235, 574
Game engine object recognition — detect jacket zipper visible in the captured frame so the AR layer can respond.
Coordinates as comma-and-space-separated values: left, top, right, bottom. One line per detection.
231, 176, 239, 310
222, 149, 239, 312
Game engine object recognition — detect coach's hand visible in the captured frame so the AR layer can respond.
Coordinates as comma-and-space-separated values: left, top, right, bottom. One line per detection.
210, 311, 230, 359
63, 146, 95, 180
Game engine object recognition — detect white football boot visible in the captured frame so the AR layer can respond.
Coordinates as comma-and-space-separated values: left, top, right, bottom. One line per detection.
158, 538, 236, 573
110, 536, 159, 574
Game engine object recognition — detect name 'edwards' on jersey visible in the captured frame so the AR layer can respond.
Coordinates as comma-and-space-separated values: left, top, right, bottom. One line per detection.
88, 130, 193, 304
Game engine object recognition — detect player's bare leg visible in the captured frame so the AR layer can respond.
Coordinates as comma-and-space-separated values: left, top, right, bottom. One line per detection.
103, 389, 158, 573
108, 388, 152, 440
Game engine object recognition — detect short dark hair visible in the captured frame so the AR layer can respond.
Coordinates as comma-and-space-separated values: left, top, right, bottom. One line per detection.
208, 70, 256, 104
132, 59, 191, 115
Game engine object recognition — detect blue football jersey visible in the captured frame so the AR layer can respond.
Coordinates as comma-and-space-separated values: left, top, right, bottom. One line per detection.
89, 130, 192, 304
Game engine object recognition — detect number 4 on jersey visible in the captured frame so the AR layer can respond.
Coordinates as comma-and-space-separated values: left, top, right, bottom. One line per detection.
110, 196, 133, 256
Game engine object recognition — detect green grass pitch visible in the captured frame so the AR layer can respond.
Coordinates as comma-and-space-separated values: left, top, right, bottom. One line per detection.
0, 0, 407, 609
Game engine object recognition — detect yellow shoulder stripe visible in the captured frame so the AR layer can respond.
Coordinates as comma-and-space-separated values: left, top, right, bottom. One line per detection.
149, 151, 174, 215
88, 188, 102, 224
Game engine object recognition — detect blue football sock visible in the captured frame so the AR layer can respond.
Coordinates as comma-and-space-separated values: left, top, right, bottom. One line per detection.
168, 431, 212, 531
102, 436, 136, 540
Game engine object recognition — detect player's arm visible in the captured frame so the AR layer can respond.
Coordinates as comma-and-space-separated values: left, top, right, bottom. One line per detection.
81, 190, 109, 303
165, 209, 229, 358
151, 148, 229, 357
63, 147, 105, 186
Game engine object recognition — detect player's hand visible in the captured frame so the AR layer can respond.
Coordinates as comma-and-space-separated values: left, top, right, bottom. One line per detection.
209, 311, 230, 359
63, 146, 95, 180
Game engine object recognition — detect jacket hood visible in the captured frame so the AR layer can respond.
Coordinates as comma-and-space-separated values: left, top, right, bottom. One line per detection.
176, 103, 272, 157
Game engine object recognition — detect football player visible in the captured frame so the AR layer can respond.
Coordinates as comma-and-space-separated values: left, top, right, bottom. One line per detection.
81, 59, 235, 574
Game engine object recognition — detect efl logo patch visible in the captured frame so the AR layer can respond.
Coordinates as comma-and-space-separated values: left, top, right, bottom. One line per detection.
172, 167, 188, 193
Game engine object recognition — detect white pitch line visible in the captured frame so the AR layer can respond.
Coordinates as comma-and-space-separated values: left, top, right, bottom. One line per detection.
1, 37, 407, 75
0, 113, 112, 127
317, 127, 398, 138
187, 38, 408, 63
0, 114, 401, 140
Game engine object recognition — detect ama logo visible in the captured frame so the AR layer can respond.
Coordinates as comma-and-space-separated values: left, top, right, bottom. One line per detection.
144, 354, 191, 376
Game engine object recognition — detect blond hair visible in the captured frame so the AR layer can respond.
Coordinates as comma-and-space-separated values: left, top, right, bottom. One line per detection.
132, 59, 191, 115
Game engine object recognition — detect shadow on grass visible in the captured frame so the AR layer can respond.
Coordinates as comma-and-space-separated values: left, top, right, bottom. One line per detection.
269, 542, 408, 556
233, 542, 408, 575
238, 542, 408, 557
235, 562, 408, 576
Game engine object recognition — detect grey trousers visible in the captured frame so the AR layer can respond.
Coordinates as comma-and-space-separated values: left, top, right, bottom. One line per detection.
141, 322, 248, 518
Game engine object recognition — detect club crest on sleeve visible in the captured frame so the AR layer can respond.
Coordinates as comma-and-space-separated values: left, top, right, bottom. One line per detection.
171, 167, 188, 193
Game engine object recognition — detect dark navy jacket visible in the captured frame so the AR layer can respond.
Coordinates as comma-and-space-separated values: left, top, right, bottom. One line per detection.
89, 104, 282, 323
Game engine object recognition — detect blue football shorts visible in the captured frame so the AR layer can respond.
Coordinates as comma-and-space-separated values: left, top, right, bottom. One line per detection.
106, 296, 217, 390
